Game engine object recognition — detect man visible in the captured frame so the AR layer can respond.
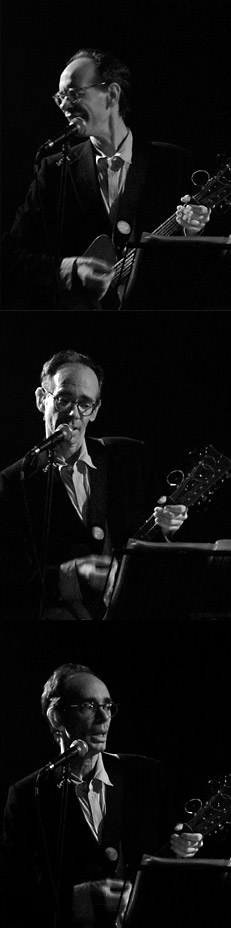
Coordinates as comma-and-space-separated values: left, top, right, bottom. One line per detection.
0, 349, 187, 621
1, 663, 203, 928
2, 48, 210, 312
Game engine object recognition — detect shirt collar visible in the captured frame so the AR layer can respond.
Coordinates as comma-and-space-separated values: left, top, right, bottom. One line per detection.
54, 438, 96, 471
91, 129, 132, 165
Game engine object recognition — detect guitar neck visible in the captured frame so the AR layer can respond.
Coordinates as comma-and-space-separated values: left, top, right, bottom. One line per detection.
112, 164, 231, 288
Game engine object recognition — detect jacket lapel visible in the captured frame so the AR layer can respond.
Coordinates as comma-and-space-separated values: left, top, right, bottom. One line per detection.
116, 138, 151, 234
86, 438, 107, 540
101, 754, 124, 854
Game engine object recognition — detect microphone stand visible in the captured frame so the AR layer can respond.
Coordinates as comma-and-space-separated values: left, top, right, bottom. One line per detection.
33, 159, 62, 307
38, 447, 56, 620
33, 127, 79, 312
53, 133, 71, 311
35, 758, 73, 928
53, 759, 72, 928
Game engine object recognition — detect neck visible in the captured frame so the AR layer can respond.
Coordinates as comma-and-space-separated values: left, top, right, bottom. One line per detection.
93, 117, 128, 156
70, 752, 100, 780
55, 440, 85, 465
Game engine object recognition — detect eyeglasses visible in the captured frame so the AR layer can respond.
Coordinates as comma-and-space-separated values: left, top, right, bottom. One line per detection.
43, 390, 98, 417
62, 700, 118, 718
53, 82, 107, 109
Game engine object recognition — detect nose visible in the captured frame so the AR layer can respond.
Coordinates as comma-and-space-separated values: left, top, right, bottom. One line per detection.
67, 401, 81, 417
60, 95, 71, 113
95, 704, 111, 721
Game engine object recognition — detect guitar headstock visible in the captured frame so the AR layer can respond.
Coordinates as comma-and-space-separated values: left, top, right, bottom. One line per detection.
193, 158, 231, 211
184, 773, 231, 838
168, 444, 231, 510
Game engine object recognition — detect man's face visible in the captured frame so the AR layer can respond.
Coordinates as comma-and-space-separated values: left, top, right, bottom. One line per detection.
58, 57, 113, 137
39, 362, 100, 458
59, 672, 113, 757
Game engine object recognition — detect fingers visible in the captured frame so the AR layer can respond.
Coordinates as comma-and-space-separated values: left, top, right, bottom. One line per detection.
91, 879, 132, 916
76, 257, 114, 281
176, 195, 211, 232
76, 555, 112, 567
154, 503, 188, 533
77, 257, 114, 273
171, 825, 203, 857
75, 555, 113, 590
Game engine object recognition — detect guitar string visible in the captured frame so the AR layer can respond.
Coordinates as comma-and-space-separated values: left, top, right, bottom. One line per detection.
133, 450, 231, 541
179, 781, 231, 835
111, 168, 231, 288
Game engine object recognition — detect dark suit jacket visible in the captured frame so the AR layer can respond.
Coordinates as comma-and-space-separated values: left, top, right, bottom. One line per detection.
1, 752, 174, 928
2, 138, 192, 311
0, 436, 159, 620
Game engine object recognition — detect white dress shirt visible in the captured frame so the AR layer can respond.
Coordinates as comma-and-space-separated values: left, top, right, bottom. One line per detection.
70, 751, 113, 843
57, 439, 96, 524
91, 129, 132, 226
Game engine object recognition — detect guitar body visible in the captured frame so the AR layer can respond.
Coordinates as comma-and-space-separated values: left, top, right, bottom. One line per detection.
83, 233, 145, 310
84, 234, 116, 267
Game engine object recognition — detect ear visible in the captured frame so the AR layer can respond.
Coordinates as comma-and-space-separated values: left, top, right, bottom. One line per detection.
47, 704, 66, 734
89, 399, 101, 423
107, 82, 121, 108
35, 386, 45, 414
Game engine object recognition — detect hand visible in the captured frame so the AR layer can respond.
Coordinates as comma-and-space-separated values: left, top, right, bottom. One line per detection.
76, 256, 114, 297
76, 554, 115, 592
176, 194, 211, 234
91, 878, 132, 920
170, 823, 203, 857
154, 496, 188, 536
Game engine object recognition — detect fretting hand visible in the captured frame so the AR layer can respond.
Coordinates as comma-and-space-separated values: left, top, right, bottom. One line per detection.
154, 496, 188, 536
176, 194, 211, 234
171, 823, 203, 857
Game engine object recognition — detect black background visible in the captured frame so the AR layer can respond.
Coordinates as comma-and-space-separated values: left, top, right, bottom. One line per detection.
1, 310, 231, 539
2, 0, 231, 233
1, 621, 231, 832
1, 0, 231, 851
1, 308, 231, 825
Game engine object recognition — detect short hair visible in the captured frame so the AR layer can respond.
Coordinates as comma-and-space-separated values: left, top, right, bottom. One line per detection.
66, 47, 131, 120
41, 662, 97, 718
40, 349, 104, 398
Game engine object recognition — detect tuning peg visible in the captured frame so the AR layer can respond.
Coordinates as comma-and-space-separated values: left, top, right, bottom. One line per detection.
191, 169, 210, 187
166, 469, 184, 488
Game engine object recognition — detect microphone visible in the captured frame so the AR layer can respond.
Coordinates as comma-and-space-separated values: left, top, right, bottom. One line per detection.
27, 423, 73, 457
47, 739, 88, 771
35, 118, 87, 162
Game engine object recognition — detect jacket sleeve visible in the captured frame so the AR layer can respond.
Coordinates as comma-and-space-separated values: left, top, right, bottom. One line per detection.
1, 156, 90, 312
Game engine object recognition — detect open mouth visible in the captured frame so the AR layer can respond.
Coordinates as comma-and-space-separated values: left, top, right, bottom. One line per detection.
66, 107, 88, 122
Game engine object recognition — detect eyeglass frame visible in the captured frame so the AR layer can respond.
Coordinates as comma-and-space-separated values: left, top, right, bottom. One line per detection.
42, 388, 99, 418
61, 700, 119, 718
53, 82, 107, 109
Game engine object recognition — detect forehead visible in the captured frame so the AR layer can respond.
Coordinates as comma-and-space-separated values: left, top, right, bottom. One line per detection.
48, 363, 100, 399
59, 58, 97, 91
62, 673, 110, 701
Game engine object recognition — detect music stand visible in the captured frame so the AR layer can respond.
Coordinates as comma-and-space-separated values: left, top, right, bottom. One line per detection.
104, 540, 231, 620
123, 854, 231, 928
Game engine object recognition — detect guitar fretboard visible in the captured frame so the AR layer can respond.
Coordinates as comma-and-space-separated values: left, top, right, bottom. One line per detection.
111, 162, 231, 290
